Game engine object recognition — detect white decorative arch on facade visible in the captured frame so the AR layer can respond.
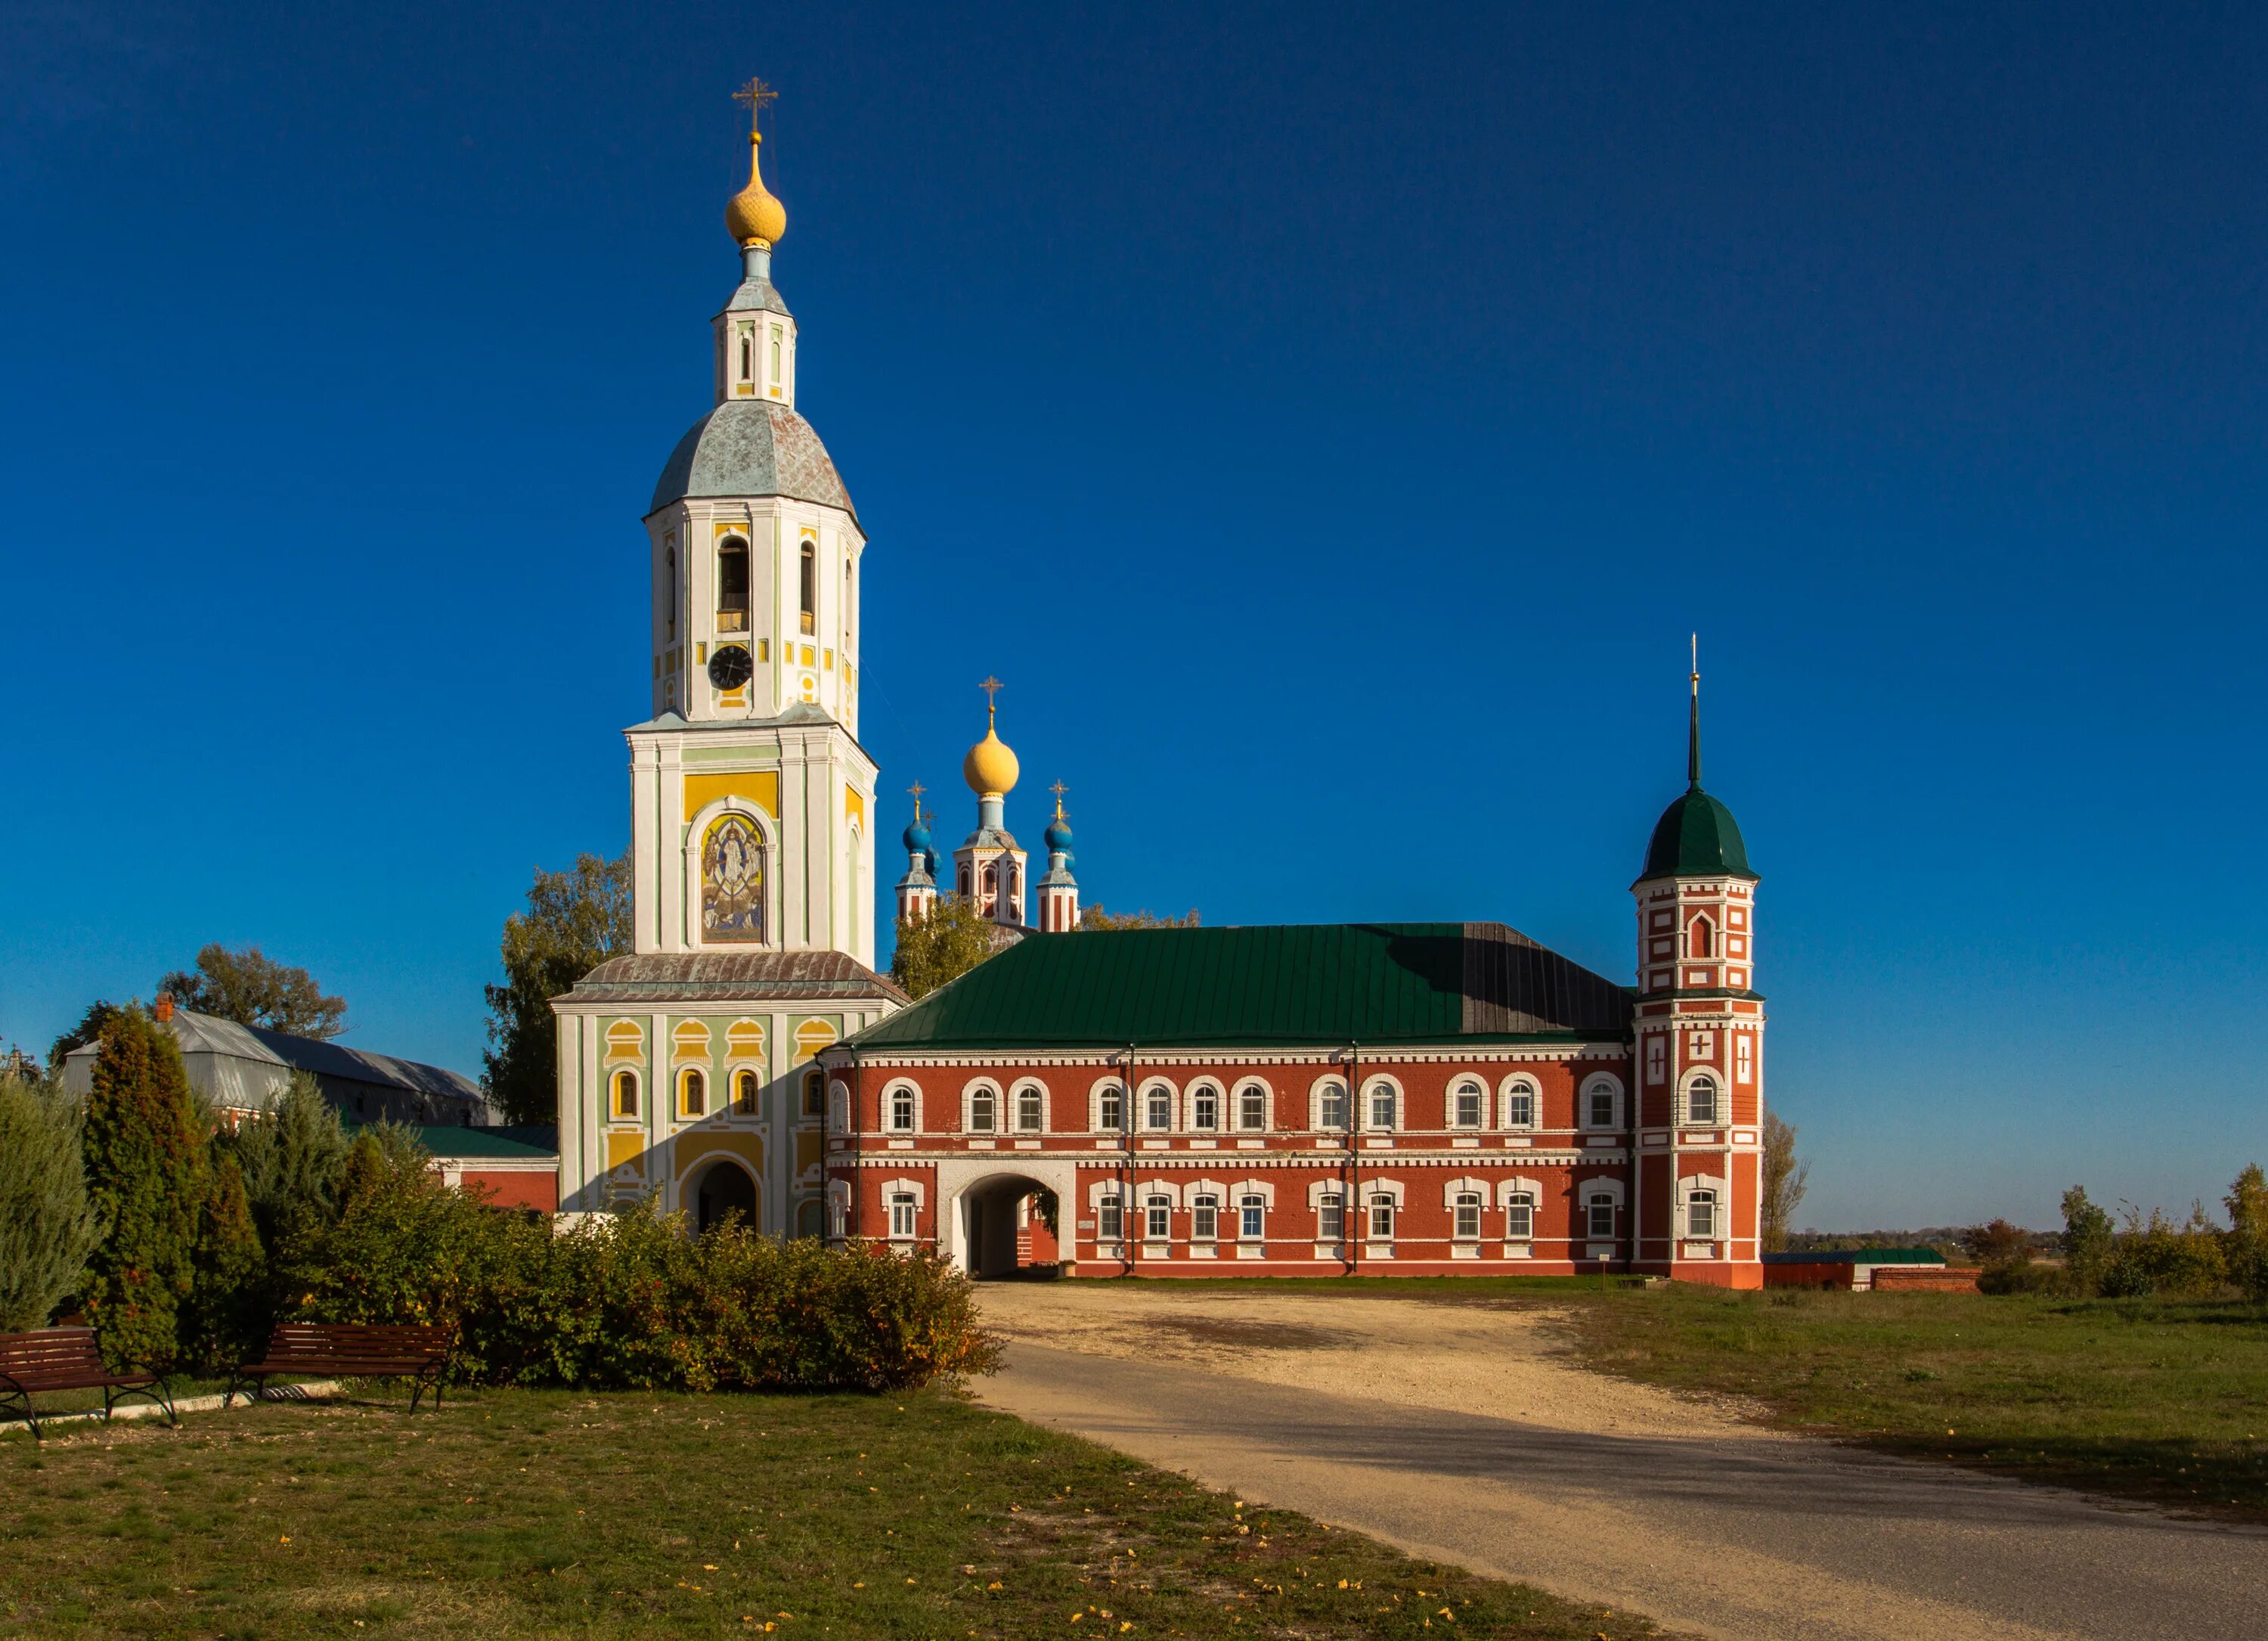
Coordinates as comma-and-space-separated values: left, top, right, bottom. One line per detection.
878, 1076, 922, 1134
1182, 1077, 1226, 1131
960, 1075, 1005, 1134
1182, 1175, 1228, 1204
1230, 1077, 1273, 1132
1495, 1174, 1545, 1207
1086, 1074, 1129, 1134
1496, 1072, 1541, 1130
1306, 1177, 1349, 1207
1359, 1073, 1406, 1132
1230, 1177, 1277, 1206
1306, 1073, 1352, 1133
1578, 1176, 1627, 1207
1440, 1174, 1492, 1207
1131, 1177, 1183, 1207
1443, 1073, 1490, 1129
1361, 1174, 1406, 1205
877, 1174, 927, 1206
1136, 1077, 1179, 1133
1580, 1071, 1626, 1129
1008, 1076, 1050, 1133
1087, 1178, 1126, 1208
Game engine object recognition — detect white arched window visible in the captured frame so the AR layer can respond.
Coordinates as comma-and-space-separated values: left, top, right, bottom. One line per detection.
1015, 1084, 1044, 1133
1451, 1079, 1485, 1128
1188, 1084, 1219, 1131
1687, 1188, 1719, 1239
888, 1085, 916, 1133
1501, 1077, 1537, 1129
1503, 1190, 1535, 1241
1687, 1074, 1720, 1127
1142, 1083, 1174, 1131
1583, 1075, 1624, 1131
1094, 1081, 1125, 1133
1365, 1081, 1398, 1131
1315, 1080, 1348, 1131
1237, 1084, 1269, 1132
1453, 1191, 1483, 1241
967, 1087, 996, 1132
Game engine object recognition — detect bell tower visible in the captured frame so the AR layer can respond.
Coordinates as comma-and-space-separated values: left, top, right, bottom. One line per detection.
1630, 641, 1765, 1287
627, 80, 878, 965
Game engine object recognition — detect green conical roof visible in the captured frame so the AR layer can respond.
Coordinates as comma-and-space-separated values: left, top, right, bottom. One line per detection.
1640, 786, 1755, 881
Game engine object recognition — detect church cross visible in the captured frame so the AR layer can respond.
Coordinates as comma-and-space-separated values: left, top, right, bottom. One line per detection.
1049, 780, 1067, 805
907, 780, 926, 811
733, 75, 778, 135
979, 675, 1002, 710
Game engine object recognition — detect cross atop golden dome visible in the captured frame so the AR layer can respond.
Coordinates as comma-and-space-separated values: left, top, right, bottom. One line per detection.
962, 677, 1021, 798
726, 76, 788, 250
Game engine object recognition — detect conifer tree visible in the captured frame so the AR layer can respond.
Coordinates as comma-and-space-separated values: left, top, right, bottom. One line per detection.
188, 1153, 266, 1364
80, 1010, 207, 1372
0, 1071, 101, 1329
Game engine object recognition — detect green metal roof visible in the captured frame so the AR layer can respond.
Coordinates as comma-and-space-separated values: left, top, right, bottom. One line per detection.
1639, 786, 1756, 882
843, 923, 1632, 1053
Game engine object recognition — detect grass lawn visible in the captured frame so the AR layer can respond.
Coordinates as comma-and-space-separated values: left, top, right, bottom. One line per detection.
0, 1385, 1672, 1641
1561, 1285, 2268, 1520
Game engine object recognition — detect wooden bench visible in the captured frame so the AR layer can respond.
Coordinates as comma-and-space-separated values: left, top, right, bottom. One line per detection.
0, 1326, 175, 1440
227, 1323, 454, 1413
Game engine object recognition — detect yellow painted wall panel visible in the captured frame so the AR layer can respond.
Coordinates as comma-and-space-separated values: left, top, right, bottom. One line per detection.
684, 771, 779, 820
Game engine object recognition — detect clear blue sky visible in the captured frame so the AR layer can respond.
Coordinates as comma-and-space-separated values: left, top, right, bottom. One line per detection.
5, 2, 2263, 1229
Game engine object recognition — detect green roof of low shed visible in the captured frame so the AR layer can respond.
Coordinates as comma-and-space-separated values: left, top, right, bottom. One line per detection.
845, 923, 1632, 1052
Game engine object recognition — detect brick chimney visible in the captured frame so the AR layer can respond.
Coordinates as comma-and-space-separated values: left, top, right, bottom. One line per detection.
153, 992, 175, 1023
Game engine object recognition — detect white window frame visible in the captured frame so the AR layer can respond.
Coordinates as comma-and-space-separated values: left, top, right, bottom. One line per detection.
887, 1191, 918, 1239
1450, 1079, 1486, 1129
1686, 1189, 1719, 1240
1316, 1190, 1345, 1241
1238, 1194, 1266, 1241
1144, 1195, 1172, 1240
1310, 1075, 1350, 1133
1503, 1191, 1535, 1241
1452, 1192, 1483, 1241
1090, 1077, 1126, 1134
965, 1081, 999, 1133
1012, 1079, 1046, 1134
1683, 1070, 1721, 1127
1188, 1083, 1220, 1131
1139, 1079, 1176, 1133
1368, 1198, 1396, 1240
1190, 1193, 1219, 1241
1235, 1079, 1271, 1133
1498, 1075, 1538, 1130
1362, 1078, 1402, 1133
884, 1081, 919, 1134
1581, 1073, 1624, 1131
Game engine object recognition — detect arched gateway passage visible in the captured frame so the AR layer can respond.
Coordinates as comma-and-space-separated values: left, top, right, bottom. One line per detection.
691, 1158, 759, 1233
937, 1159, 1080, 1279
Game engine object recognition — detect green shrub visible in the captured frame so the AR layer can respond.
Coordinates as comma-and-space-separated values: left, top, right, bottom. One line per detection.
0, 1071, 101, 1329
300, 1171, 997, 1393
1978, 1260, 2068, 1296
2102, 1205, 2228, 1299
2059, 1184, 2114, 1298
2227, 1165, 2268, 1305
80, 1012, 207, 1372
185, 1153, 267, 1366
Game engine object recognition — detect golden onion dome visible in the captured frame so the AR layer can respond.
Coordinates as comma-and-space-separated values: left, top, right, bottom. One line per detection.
962, 709, 1021, 798
725, 133, 787, 249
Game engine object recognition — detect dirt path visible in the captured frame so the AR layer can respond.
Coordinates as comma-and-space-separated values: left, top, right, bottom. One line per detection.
974, 1285, 2268, 1641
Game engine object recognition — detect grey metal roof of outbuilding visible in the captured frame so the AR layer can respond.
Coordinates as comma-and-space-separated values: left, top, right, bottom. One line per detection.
556, 951, 909, 1007
649, 401, 857, 520
63, 1010, 482, 1104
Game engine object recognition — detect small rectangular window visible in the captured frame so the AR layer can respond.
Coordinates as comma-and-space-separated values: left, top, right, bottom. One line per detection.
1453, 1085, 1483, 1127
1240, 1196, 1265, 1239
1504, 1086, 1534, 1127
1687, 1191, 1718, 1240
1238, 1087, 1267, 1131
1368, 1199, 1395, 1240
888, 1193, 917, 1239
1098, 1196, 1123, 1241
1318, 1084, 1347, 1130
1588, 1088, 1617, 1128
1191, 1195, 1218, 1240
1317, 1193, 1344, 1241
1588, 1199, 1616, 1239
1454, 1193, 1481, 1240
1191, 1089, 1217, 1130
1368, 1086, 1396, 1129
1098, 1087, 1123, 1131
1146, 1199, 1170, 1240
890, 1089, 915, 1132
1504, 1193, 1534, 1241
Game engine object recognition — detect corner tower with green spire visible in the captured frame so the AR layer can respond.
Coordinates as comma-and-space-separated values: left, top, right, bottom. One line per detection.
1629, 641, 1765, 1287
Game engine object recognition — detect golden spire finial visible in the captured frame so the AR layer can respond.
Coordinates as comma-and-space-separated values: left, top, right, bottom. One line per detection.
725, 75, 787, 250
963, 678, 1020, 798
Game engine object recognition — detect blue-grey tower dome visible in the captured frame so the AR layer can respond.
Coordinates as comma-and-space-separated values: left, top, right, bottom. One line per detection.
903, 815, 933, 855
1044, 814, 1074, 854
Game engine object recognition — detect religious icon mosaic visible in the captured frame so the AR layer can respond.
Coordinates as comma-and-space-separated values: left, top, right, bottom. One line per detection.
702, 813, 766, 941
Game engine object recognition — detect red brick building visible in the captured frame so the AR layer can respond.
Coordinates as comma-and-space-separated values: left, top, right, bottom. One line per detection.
821, 684, 1765, 1286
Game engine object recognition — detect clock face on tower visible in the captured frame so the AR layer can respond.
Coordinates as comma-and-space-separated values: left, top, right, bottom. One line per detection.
707, 644, 754, 690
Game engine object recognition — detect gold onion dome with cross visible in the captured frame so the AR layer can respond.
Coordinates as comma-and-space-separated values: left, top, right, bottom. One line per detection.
724, 78, 788, 249
963, 681, 1021, 799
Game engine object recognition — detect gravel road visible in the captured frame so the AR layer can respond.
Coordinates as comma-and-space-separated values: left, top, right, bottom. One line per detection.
974, 1285, 2268, 1641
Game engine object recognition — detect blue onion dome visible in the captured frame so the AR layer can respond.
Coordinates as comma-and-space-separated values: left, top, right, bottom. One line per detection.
903, 816, 933, 855
1044, 814, 1074, 854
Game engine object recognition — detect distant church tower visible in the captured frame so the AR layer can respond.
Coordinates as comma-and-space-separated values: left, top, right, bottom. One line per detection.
1037, 784, 1080, 932
955, 681, 1028, 932
895, 785, 937, 923
1630, 642, 1765, 1283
